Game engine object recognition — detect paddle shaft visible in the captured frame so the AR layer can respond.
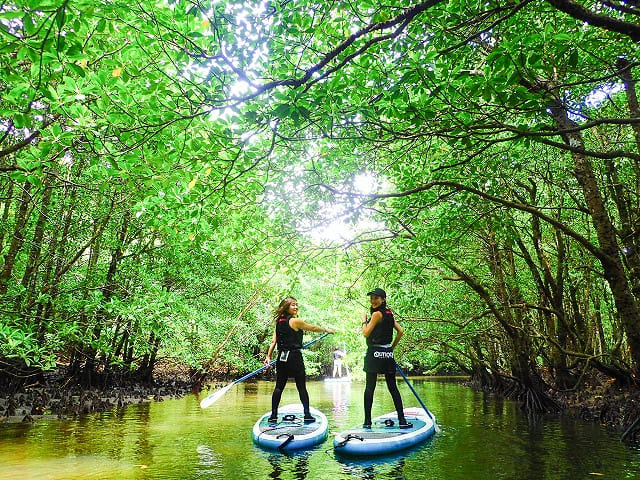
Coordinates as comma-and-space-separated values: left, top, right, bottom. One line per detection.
200, 333, 330, 408
395, 363, 435, 422
231, 332, 331, 386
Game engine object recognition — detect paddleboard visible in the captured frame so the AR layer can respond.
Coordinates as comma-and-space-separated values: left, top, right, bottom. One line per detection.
252, 404, 328, 452
333, 407, 435, 456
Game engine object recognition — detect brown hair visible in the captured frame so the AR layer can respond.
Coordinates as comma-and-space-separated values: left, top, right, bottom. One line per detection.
274, 297, 297, 321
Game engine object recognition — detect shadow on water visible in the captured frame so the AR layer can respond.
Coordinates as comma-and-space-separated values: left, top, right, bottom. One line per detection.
338, 458, 406, 480
264, 450, 311, 480
253, 444, 428, 480
333, 438, 434, 480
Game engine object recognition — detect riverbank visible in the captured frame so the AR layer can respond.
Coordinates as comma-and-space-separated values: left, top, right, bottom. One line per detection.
0, 361, 198, 424
558, 381, 640, 438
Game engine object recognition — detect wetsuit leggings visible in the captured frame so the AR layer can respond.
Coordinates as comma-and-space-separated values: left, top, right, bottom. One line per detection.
271, 369, 310, 417
364, 372, 406, 425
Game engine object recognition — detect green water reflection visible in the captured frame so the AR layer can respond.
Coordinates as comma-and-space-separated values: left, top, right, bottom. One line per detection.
1, 378, 639, 479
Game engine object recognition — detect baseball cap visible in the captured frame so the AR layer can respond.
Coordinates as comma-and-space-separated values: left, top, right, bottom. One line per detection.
366, 288, 386, 298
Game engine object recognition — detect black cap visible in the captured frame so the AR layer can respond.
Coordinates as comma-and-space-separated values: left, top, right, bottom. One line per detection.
367, 288, 386, 298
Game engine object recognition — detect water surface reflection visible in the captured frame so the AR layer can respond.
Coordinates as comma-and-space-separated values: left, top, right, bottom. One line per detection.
0, 378, 638, 480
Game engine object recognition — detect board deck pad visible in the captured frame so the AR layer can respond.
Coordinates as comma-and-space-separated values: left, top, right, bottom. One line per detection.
253, 404, 328, 452
333, 407, 435, 456
255, 414, 323, 436
342, 418, 427, 438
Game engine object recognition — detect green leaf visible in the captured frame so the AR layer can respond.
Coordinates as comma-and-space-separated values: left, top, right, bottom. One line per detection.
66, 42, 84, 57
56, 35, 66, 52
55, 7, 66, 29
27, 174, 43, 187
554, 33, 572, 43
23, 14, 37, 35
9, 170, 27, 182
568, 49, 579, 68
275, 103, 291, 118
68, 63, 85, 77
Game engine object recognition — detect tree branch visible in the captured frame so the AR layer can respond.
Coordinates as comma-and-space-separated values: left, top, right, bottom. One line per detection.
546, 0, 640, 41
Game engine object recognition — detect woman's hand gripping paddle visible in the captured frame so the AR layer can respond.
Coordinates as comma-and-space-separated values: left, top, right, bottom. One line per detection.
200, 333, 330, 409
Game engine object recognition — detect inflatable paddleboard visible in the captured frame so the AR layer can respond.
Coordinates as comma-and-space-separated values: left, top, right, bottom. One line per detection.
252, 404, 328, 452
333, 407, 435, 456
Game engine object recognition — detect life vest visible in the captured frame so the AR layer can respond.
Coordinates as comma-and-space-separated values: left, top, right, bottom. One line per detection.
276, 317, 303, 351
367, 307, 394, 347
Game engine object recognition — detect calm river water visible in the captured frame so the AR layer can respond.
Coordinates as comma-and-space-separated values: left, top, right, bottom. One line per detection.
1, 377, 639, 479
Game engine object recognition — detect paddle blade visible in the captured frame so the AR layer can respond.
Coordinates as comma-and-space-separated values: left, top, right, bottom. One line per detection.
427, 410, 442, 433
433, 418, 442, 433
200, 383, 233, 409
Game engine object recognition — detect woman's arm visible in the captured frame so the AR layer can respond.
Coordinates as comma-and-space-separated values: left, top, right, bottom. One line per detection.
391, 319, 403, 349
362, 311, 382, 338
290, 317, 334, 334
264, 328, 277, 365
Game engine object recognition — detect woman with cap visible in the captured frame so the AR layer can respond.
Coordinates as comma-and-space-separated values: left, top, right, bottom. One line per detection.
264, 296, 334, 424
361, 288, 412, 428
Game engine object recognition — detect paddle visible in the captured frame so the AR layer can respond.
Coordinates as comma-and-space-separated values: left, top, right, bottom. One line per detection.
200, 333, 330, 408
395, 363, 441, 433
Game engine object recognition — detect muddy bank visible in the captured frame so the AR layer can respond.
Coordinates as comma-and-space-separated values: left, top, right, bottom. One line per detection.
558, 382, 640, 439
0, 361, 199, 424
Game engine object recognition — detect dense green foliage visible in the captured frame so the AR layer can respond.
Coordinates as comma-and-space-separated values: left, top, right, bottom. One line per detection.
2, 0, 640, 410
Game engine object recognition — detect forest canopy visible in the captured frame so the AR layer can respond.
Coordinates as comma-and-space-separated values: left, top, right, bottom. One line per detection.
2, 0, 640, 411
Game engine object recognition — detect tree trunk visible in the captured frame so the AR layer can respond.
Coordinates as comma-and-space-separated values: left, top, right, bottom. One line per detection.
0, 181, 14, 251
80, 211, 128, 387
549, 103, 640, 377
40, 176, 77, 323
512, 179, 575, 388
19, 176, 53, 309
137, 333, 161, 384
442, 235, 560, 412
0, 180, 32, 294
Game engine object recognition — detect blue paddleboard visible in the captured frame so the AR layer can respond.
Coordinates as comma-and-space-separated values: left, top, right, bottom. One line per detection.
252, 404, 328, 452
333, 407, 435, 456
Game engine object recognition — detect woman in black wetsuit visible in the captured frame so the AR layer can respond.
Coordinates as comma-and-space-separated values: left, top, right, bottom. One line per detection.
264, 297, 334, 423
361, 288, 412, 429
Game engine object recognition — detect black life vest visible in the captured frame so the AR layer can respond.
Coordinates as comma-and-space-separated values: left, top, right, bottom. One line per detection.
367, 306, 394, 347
276, 317, 303, 351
